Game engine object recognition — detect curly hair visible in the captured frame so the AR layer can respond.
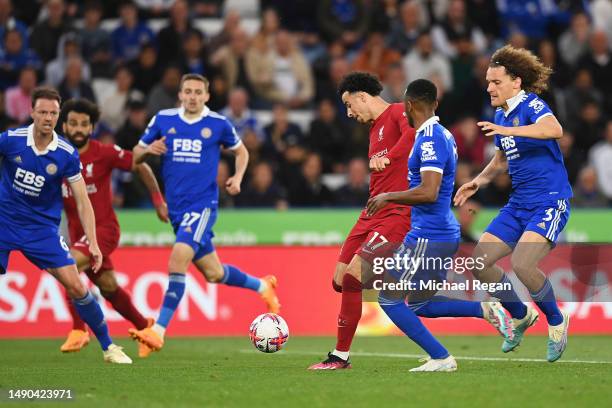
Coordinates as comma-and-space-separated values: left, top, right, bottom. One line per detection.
337, 72, 383, 97
60, 98, 100, 125
489, 45, 552, 94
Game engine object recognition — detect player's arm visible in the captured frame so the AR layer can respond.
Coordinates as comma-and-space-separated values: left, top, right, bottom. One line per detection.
478, 116, 563, 140
69, 177, 102, 272
133, 136, 167, 164
134, 163, 169, 223
225, 142, 249, 195
366, 170, 442, 216
453, 150, 507, 207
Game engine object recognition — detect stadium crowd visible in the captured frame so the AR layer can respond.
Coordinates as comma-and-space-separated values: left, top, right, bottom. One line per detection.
0, 0, 611, 209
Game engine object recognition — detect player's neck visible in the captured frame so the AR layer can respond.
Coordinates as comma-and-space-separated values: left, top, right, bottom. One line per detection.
183, 107, 205, 120
33, 129, 53, 150
370, 97, 390, 122
412, 111, 435, 131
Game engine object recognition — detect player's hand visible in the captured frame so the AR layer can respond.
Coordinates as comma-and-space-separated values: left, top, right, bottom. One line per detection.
370, 157, 390, 172
366, 193, 390, 216
477, 121, 508, 137
89, 242, 103, 274
155, 201, 169, 223
453, 180, 480, 207
147, 137, 167, 156
226, 176, 242, 195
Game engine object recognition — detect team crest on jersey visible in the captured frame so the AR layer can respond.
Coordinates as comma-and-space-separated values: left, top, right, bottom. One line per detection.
512, 117, 520, 127
201, 128, 212, 139
378, 126, 384, 141
168, 127, 177, 134
85, 163, 94, 178
46, 163, 58, 175
13, 155, 22, 163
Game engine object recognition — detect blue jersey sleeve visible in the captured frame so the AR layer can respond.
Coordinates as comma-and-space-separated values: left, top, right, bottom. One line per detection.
220, 119, 241, 149
494, 135, 502, 150
65, 150, 83, 183
139, 115, 163, 147
0, 131, 7, 156
419, 131, 449, 174
525, 95, 553, 124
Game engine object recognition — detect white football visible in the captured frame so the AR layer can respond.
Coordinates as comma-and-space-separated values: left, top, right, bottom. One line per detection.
249, 313, 289, 353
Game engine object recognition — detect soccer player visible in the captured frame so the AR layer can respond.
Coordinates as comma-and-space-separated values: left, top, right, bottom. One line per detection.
366, 79, 512, 372
128, 74, 280, 357
58, 98, 168, 356
454, 45, 571, 362
309, 72, 414, 370
0, 88, 131, 363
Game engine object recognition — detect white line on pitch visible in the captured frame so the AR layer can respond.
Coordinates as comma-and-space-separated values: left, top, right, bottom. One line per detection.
239, 349, 612, 365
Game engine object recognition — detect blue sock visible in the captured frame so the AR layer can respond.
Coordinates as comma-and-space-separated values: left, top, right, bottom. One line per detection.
157, 273, 186, 328
489, 274, 527, 319
530, 278, 563, 326
220, 264, 261, 292
379, 301, 449, 359
411, 296, 483, 318
72, 291, 112, 351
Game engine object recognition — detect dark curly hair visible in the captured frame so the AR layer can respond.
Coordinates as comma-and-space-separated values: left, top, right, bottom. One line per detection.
404, 79, 437, 106
489, 45, 552, 94
60, 98, 100, 125
337, 72, 383, 97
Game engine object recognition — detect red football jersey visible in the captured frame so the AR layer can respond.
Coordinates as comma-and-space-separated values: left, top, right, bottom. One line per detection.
62, 140, 133, 242
366, 103, 415, 217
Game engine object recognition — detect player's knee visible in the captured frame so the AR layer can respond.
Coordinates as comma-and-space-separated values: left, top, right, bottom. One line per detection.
510, 255, 533, 277
97, 280, 118, 298
65, 280, 87, 299
332, 280, 342, 293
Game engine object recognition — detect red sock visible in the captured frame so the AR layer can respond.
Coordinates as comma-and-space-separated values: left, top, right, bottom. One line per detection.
66, 293, 87, 331
335, 274, 362, 352
104, 287, 149, 330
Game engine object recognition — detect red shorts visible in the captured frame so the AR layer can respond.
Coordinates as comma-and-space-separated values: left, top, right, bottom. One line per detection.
338, 207, 411, 264
71, 226, 119, 273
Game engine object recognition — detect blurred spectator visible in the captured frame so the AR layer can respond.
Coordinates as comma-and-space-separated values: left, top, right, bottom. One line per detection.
465, 0, 499, 40
29, 0, 72, 63
306, 98, 352, 172
116, 96, 149, 150
262, 104, 305, 161
451, 116, 485, 170
235, 161, 288, 209
133, 0, 174, 17
157, 0, 198, 64
538, 39, 570, 92
315, 56, 350, 112
58, 57, 96, 103
317, 0, 369, 49
180, 29, 212, 77
591, 0, 612, 43
506, 31, 528, 49
252, 8, 281, 51
456, 199, 481, 243
571, 98, 606, 155
387, 0, 426, 56
564, 69, 603, 131
0, 28, 41, 89
351, 32, 402, 80
478, 173, 511, 207
403, 30, 452, 94
454, 161, 473, 196
45, 33, 91, 88
448, 34, 476, 120
4, 66, 36, 124
221, 88, 259, 140
130, 43, 161, 95
210, 28, 253, 93
431, 0, 487, 58
191, 0, 224, 18
589, 121, 612, 201
80, 0, 113, 78
147, 64, 181, 116
207, 9, 241, 53
0, 0, 29, 51
0, 90, 14, 131
572, 167, 609, 207
578, 30, 612, 112
111, 0, 156, 62
289, 152, 334, 207
334, 157, 369, 207
559, 131, 585, 186
380, 62, 407, 103
558, 12, 591, 67
313, 41, 347, 99
216, 160, 234, 208
247, 30, 314, 108
496, 0, 569, 40
100, 65, 143, 130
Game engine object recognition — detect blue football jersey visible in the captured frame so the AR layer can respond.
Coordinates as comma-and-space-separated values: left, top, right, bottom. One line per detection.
0, 125, 82, 228
139, 107, 241, 213
493, 91, 572, 205
408, 116, 460, 240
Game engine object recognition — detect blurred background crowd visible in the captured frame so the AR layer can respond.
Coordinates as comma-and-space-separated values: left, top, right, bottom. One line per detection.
1, 0, 611, 211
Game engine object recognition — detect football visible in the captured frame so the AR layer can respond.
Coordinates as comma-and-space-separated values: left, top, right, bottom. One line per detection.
249, 313, 290, 353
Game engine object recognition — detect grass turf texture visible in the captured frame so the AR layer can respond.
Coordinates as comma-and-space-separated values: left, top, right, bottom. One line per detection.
1, 336, 611, 408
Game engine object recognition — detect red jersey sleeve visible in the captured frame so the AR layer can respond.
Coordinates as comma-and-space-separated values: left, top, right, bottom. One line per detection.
386, 106, 415, 162
105, 144, 134, 171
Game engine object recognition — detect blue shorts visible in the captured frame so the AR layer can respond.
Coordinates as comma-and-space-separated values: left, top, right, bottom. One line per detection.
171, 207, 218, 261
0, 221, 74, 274
485, 199, 570, 247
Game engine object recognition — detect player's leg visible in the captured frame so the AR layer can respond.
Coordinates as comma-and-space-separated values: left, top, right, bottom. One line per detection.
59, 248, 91, 352
192, 248, 280, 313
332, 262, 348, 292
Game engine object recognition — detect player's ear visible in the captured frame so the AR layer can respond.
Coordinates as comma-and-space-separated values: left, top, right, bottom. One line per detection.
433, 100, 439, 111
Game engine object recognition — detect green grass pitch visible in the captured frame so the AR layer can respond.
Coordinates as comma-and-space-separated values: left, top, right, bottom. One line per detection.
1, 336, 611, 408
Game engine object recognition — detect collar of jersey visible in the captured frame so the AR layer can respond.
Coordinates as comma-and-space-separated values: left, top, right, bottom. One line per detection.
415, 116, 440, 135
178, 105, 210, 124
504, 90, 526, 117
27, 124, 58, 156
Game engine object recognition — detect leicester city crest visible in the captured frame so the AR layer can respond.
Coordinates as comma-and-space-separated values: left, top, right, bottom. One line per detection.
201, 127, 212, 139
512, 117, 520, 127
46, 163, 58, 175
